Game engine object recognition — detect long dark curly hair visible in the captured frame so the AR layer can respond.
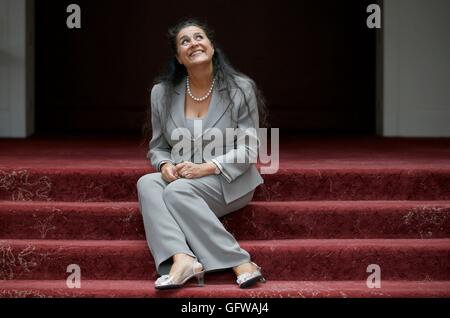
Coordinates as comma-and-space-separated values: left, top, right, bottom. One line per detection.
141, 17, 269, 146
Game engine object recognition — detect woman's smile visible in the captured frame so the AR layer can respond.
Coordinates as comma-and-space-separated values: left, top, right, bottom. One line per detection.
189, 49, 205, 58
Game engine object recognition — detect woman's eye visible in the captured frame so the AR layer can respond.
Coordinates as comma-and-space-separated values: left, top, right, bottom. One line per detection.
196, 35, 203, 40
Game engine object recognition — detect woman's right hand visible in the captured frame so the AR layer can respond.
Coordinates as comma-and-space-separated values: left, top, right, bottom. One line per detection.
161, 162, 179, 183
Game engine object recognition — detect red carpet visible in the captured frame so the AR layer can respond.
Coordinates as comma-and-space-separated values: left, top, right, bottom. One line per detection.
0, 135, 449, 297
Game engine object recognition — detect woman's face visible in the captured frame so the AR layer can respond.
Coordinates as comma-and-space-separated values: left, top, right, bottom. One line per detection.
176, 26, 215, 69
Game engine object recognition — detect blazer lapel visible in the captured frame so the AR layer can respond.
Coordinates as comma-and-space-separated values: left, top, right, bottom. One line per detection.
170, 80, 187, 132
171, 76, 234, 141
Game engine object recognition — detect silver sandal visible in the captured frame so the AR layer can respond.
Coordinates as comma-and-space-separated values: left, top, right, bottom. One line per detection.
236, 262, 266, 288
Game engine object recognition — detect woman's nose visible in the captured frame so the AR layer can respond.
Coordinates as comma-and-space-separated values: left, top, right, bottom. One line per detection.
190, 38, 199, 47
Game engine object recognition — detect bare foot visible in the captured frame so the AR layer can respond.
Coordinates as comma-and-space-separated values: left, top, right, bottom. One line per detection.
168, 254, 202, 282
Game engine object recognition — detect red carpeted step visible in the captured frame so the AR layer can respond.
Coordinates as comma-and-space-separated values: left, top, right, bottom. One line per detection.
1, 168, 449, 202
1, 239, 448, 281
1, 201, 449, 240
0, 201, 144, 240
1, 280, 450, 298
1, 137, 449, 298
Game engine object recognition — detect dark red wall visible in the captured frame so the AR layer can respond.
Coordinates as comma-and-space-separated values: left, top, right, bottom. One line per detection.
35, 0, 376, 135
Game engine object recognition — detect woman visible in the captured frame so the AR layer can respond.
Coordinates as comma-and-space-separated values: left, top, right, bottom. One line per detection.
137, 18, 268, 289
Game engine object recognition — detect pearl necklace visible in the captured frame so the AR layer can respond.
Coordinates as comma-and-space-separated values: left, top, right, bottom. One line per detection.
186, 76, 215, 102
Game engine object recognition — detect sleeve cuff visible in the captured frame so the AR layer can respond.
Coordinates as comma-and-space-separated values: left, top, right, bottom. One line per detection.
158, 160, 174, 172
210, 159, 232, 183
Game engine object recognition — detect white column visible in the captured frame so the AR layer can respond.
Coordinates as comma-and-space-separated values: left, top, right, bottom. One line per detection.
379, 0, 450, 137
0, 0, 34, 138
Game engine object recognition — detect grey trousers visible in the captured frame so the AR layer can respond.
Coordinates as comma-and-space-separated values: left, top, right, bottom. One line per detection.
136, 172, 254, 276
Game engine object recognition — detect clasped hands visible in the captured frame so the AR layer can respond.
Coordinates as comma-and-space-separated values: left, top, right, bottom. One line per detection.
161, 161, 216, 183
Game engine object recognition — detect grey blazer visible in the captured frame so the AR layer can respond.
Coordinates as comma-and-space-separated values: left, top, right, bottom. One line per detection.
147, 75, 264, 204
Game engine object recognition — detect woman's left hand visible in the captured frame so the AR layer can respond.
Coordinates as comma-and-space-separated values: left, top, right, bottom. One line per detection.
175, 161, 215, 179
